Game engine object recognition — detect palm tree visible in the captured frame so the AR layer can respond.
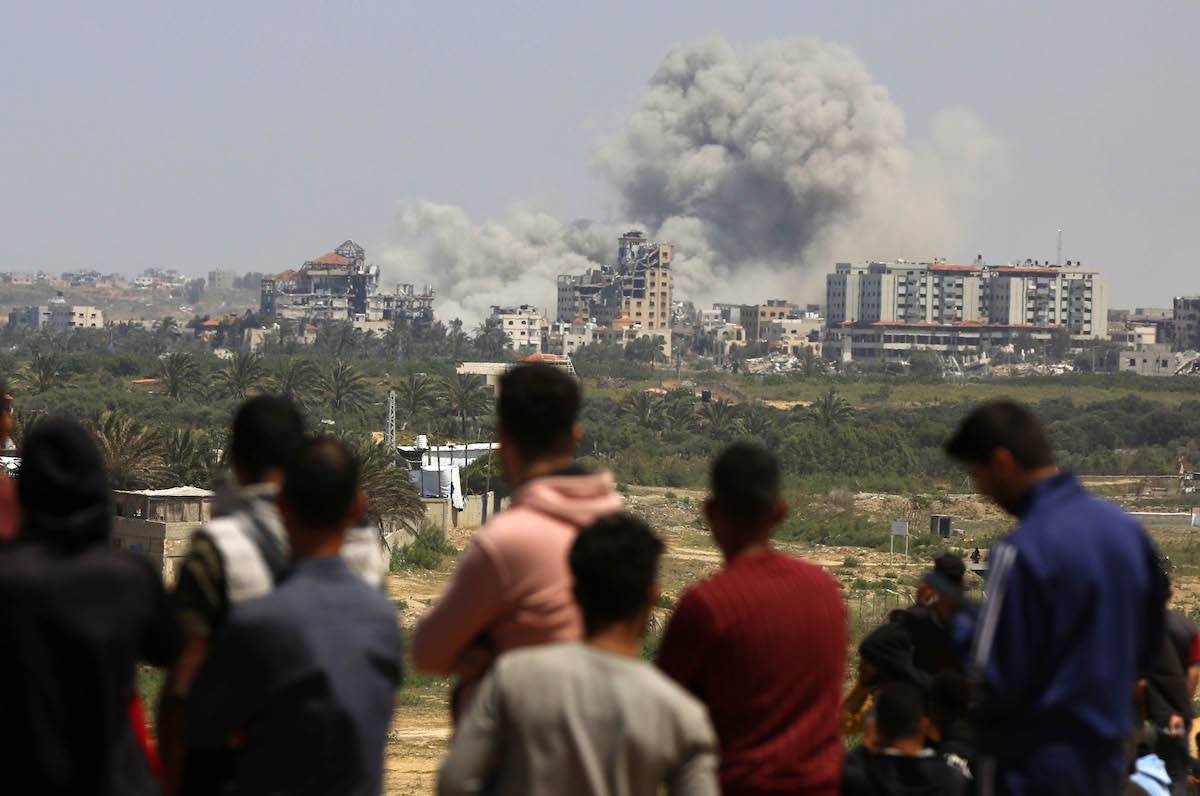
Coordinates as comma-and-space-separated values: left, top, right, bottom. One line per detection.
159, 351, 199, 400
162, 428, 211, 486
271, 357, 322, 409
395, 372, 436, 429
324, 361, 374, 418
343, 435, 425, 528
699, 398, 736, 438
799, 346, 822, 377
152, 316, 179, 354
24, 352, 61, 395
89, 411, 168, 489
473, 318, 510, 360
212, 352, 267, 400
621, 391, 661, 428
736, 404, 775, 440
814, 388, 853, 427
439, 373, 491, 437
658, 393, 697, 435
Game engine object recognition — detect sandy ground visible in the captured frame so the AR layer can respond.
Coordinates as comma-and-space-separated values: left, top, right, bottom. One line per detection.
382, 482, 1200, 793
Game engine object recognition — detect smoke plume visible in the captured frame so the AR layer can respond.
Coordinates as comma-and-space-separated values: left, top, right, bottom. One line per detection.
381, 36, 1004, 323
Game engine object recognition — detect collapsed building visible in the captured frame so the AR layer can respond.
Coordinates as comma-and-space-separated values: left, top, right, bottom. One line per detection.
260, 240, 435, 333
555, 231, 674, 356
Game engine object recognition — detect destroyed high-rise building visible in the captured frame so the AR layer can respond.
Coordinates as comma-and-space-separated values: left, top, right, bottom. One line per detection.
555, 231, 674, 356
260, 240, 435, 332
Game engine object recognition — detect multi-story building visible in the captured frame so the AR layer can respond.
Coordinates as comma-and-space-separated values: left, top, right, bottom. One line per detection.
556, 231, 673, 356
742, 300, 800, 342
8, 296, 104, 330
762, 315, 823, 356
1174, 296, 1200, 351
827, 261, 986, 326
827, 322, 1053, 364
207, 269, 238, 291
826, 258, 1109, 361
491, 304, 549, 354
260, 240, 435, 331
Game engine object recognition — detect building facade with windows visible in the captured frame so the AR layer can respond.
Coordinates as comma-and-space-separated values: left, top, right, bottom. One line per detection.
556, 231, 673, 356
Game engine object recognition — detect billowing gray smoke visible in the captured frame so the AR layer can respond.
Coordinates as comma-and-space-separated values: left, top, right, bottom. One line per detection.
381, 36, 1001, 323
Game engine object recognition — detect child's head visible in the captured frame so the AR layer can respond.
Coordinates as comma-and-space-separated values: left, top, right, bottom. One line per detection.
871, 682, 930, 750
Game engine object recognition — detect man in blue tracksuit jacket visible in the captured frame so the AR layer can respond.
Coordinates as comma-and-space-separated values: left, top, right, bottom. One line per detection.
941, 401, 1167, 796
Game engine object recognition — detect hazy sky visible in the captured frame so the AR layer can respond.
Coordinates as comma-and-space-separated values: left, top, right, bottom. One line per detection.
3, 1, 1197, 308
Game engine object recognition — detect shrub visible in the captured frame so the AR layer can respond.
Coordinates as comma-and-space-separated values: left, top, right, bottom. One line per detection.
664, 491, 678, 501
390, 522, 456, 571
656, 593, 676, 610
843, 555, 861, 568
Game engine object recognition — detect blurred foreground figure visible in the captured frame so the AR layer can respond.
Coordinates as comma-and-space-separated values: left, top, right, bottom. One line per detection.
412, 363, 621, 717
840, 682, 970, 796
183, 437, 401, 795
658, 443, 848, 796
438, 514, 718, 796
0, 383, 19, 541
161, 396, 384, 790
0, 418, 181, 794
941, 401, 1167, 796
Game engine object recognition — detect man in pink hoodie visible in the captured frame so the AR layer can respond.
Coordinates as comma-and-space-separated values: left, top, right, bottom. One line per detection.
412, 363, 622, 716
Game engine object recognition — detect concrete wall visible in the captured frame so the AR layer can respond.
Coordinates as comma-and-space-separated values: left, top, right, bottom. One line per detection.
417, 493, 510, 533
112, 518, 204, 585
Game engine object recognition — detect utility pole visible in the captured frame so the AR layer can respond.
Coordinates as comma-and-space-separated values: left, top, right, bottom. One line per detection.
1057, 229, 1063, 267
385, 389, 396, 450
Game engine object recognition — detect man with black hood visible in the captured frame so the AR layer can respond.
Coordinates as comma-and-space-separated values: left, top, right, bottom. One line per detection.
0, 418, 181, 794
899, 554, 967, 677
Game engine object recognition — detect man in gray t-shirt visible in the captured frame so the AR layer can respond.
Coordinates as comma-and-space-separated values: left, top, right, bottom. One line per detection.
438, 515, 718, 796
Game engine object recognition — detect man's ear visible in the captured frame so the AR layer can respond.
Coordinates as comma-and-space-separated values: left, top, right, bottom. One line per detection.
919, 715, 933, 743
570, 423, 584, 449
769, 497, 788, 528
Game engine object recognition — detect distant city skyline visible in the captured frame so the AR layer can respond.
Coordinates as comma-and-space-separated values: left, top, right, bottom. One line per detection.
2, 1, 1197, 312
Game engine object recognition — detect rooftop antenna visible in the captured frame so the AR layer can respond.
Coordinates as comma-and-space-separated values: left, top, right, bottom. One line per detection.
1056, 229, 1063, 267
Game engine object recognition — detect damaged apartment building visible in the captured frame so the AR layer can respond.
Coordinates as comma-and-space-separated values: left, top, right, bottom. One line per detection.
260, 240, 435, 334
825, 258, 1109, 363
555, 231, 674, 356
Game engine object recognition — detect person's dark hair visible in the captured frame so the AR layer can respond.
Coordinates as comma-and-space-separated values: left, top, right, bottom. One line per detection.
943, 400, 1055, 468
710, 442, 781, 520
497, 364, 580, 460
18, 417, 112, 547
928, 671, 969, 730
874, 682, 927, 743
569, 514, 664, 636
230, 396, 306, 484
281, 437, 360, 529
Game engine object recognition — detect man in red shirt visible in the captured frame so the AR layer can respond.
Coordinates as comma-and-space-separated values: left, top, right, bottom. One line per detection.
658, 443, 848, 796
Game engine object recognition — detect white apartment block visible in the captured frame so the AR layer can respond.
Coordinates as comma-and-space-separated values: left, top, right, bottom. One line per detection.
827, 260, 1108, 340
492, 304, 549, 354
8, 302, 105, 330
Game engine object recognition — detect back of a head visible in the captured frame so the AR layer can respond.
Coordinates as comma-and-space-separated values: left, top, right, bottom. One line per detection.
943, 400, 1054, 469
18, 417, 111, 547
934, 553, 966, 586
929, 671, 969, 726
874, 682, 927, 745
497, 364, 580, 460
282, 437, 360, 531
711, 442, 781, 521
569, 513, 664, 636
231, 396, 306, 484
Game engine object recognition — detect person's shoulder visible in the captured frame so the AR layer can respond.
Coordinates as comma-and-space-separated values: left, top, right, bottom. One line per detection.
475, 504, 569, 543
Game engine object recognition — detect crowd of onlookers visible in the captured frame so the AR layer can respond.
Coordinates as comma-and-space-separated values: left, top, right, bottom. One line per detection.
0, 363, 1191, 795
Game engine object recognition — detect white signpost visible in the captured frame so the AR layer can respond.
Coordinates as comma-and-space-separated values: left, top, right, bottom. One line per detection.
890, 520, 910, 559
